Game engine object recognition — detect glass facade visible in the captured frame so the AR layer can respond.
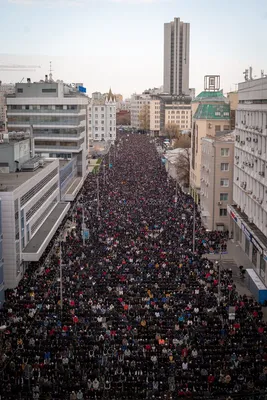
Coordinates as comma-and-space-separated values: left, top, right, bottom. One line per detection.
8, 115, 85, 125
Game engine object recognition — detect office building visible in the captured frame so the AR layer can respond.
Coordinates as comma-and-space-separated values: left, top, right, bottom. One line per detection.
0, 135, 69, 289
228, 76, 267, 282
164, 100, 191, 130
163, 17, 190, 95
130, 93, 151, 130
200, 132, 234, 231
88, 89, 117, 142
149, 99, 161, 136
190, 75, 231, 203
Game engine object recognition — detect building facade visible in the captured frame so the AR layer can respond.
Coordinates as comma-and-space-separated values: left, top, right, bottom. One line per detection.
6, 77, 89, 180
164, 102, 191, 130
190, 77, 230, 203
200, 132, 234, 231
130, 94, 151, 130
149, 99, 161, 135
0, 140, 69, 288
228, 76, 267, 283
163, 17, 190, 95
88, 89, 117, 142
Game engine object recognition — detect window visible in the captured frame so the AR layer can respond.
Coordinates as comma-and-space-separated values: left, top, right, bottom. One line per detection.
215, 125, 221, 132
221, 163, 229, 171
95, 127, 98, 131
95, 114, 98, 119
42, 88, 56, 93
101, 107, 104, 111
95, 107, 98, 111
219, 208, 227, 217
110, 127, 112, 131
101, 120, 104, 125
223, 125, 230, 130
17, 88, 23, 93
101, 114, 104, 118
221, 148, 229, 157
101, 127, 104, 131
220, 193, 228, 201
220, 179, 229, 187
110, 114, 112, 118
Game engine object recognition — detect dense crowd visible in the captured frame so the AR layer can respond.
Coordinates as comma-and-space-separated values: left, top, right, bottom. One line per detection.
0, 134, 266, 400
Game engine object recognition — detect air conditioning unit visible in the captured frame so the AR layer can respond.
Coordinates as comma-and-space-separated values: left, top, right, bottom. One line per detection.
258, 150, 262, 155
247, 137, 251, 142
208, 123, 212, 129
236, 177, 239, 181
253, 195, 256, 199
259, 199, 263, 205
240, 141, 245, 145
218, 201, 222, 206
236, 135, 240, 142
247, 190, 253, 194
253, 138, 258, 143
259, 172, 265, 177
251, 148, 254, 152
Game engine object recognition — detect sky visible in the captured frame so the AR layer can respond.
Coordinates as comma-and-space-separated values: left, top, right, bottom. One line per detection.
0, 0, 267, 98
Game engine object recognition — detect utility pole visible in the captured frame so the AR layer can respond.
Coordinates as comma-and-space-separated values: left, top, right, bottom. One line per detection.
218, 244, 222, 305
192, 203, 196, 253
59, 241, 63, 319
97, 175, 100, 217
82, 207, 85, 246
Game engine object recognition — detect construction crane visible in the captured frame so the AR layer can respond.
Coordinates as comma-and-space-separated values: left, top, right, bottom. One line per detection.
0, 64, 41, 72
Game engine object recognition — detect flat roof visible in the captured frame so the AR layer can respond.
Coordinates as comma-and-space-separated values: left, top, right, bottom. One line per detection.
22, 203, 69, 254
0, 161, 54, 192
66, 177, 82, 194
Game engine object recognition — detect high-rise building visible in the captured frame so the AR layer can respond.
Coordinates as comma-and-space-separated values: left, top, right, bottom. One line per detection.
228, 76, 267, 281
88, 89, 117, 142
163, 17, 190, 96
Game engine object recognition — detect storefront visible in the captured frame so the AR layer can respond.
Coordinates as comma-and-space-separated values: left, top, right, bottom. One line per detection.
227, 205, 267, 285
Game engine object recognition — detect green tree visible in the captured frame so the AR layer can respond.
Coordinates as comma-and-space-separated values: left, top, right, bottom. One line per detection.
138, 105, 150, 131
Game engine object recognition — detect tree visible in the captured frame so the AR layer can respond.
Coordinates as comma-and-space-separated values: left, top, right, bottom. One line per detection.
138, 105, 150, 131
175, 148, 190, 187
164, 123, 181, 139
173, 133, 191, 149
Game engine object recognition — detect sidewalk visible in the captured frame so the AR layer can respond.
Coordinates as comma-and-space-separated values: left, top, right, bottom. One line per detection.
204, 240, 267, 321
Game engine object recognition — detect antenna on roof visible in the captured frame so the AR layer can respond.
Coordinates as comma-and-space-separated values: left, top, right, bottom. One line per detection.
49, 61, 53, 82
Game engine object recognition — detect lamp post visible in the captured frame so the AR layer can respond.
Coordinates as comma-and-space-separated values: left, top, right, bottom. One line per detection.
192, 202, 196, 253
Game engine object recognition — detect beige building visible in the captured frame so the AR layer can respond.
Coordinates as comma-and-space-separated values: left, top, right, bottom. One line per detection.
165, 103, 191, 130
200, 132, 234, 231
227, 91, 239, 130
190, 77, 230, 204
150, 99, 161, 134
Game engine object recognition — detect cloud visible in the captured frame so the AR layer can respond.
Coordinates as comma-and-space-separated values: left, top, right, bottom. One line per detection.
8, 0, 86, 6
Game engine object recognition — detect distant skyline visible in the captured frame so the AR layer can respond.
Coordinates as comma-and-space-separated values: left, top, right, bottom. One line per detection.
0, 0, 267, 98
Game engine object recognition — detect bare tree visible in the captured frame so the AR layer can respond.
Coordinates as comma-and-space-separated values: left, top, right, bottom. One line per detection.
139, 105, 150, 131
164, 123, 181, 139
173, 133, 191, 149
175, 148, 190, 187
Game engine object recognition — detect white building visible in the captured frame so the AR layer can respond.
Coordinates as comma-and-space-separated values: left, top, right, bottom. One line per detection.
228, 76, 267, 283
163, 17, 190, 95
0, 136, 69, 288
0, 82, 15, 128
88, 89, 117, 142
6, 76, 89, 200
116, 99, 131, 112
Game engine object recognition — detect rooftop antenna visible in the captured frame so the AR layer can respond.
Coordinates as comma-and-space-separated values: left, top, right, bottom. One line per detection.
49, 61, 53, 82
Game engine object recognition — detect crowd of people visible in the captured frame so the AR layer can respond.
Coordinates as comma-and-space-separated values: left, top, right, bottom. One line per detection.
0, 133, 267, 400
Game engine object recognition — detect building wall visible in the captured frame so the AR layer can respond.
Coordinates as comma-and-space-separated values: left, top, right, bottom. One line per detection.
130, 95, 151, 129
88, 102, 116, 141
190, 118, 231, 199
201, 137, 234, 231
165, 104, 191, 130
150, 100, 161, 132
0, 160, 60, 288
0, 83, 15, 128
0, 139, 31, 172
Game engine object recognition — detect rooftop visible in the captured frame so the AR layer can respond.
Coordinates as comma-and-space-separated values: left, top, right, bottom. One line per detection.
0, 160, 54, 191
194, 103, 230, 120
192, 90, 227, 103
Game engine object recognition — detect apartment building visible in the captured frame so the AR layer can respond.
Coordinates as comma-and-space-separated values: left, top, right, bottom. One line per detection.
130, 94, 151, 130
200, 132, 234, 231
0, 199, 3, 306
163, 17, 190, 95
88, 89, 117, 142
190, 76, 230, 203
228, 76, 267, 282
0, 82, 14, 129
150, 99, 161, 135
165, 102, 191, 130
0, 136, 69, 288
6, 76, 89, 184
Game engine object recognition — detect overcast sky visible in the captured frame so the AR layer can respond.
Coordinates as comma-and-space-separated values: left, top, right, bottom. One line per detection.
0, 0, 267, 98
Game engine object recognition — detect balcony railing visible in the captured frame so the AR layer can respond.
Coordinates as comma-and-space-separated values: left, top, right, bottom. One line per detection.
7, 109, 85, 114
